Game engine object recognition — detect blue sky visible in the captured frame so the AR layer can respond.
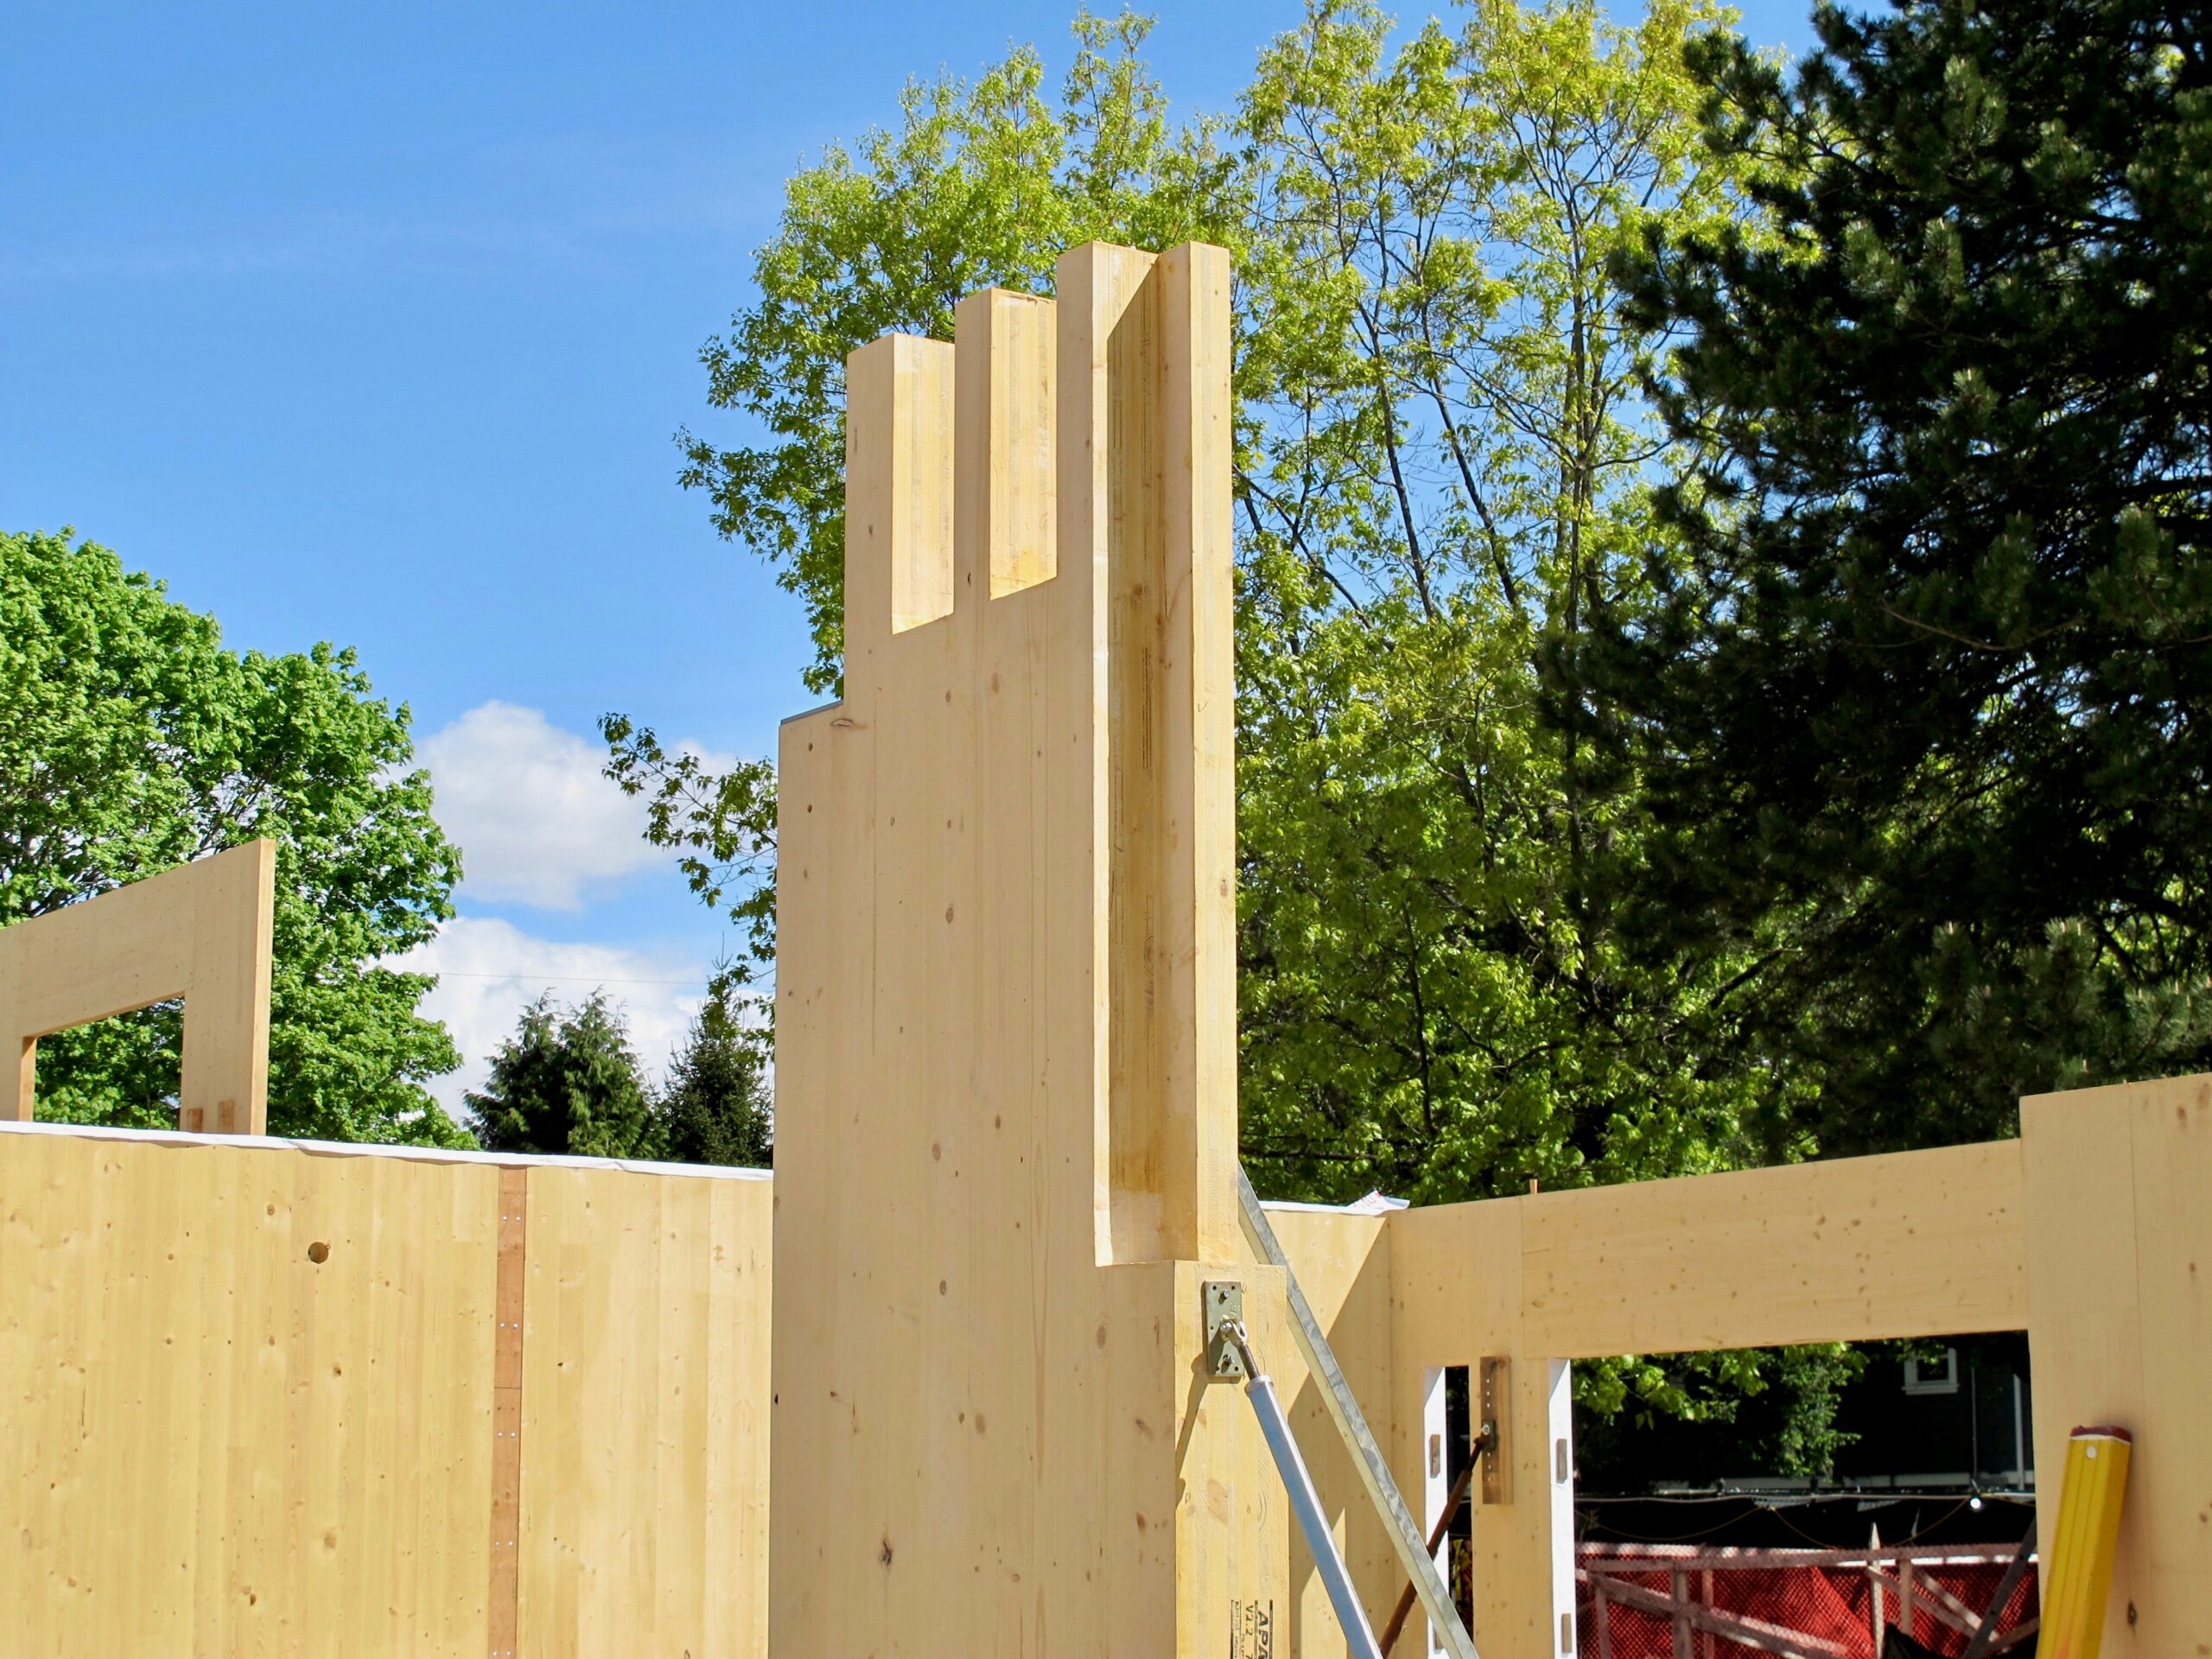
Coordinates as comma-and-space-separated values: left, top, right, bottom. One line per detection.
4, 0, 1818, 1105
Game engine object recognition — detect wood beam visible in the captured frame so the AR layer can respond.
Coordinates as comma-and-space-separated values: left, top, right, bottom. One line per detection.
0, 839, 274, 1132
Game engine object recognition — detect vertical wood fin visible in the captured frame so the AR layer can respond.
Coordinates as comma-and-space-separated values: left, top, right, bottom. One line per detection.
1160, 241, 1239, 1264
1055, 239, 1160, 1267
1102, 243, 1238, 1264
845, 334, 956, 652
954, 287, 1058, 601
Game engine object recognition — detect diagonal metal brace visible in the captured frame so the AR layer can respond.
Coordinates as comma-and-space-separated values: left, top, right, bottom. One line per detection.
1238, 1166, 1481, 1659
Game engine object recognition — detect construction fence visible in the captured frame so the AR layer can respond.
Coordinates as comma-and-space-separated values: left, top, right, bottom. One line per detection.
1574, 1542, 2039, 1658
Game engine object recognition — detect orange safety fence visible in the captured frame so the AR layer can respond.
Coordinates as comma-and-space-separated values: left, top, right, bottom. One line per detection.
1575, 1541, 2039, 1658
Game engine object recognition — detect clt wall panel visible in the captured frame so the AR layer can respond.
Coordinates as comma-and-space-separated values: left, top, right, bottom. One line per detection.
1262, 1205, 1396, 1658
0, 839, 275, 1133
768, 243, 1280, 1659
8, 1074, 2202, 1657
0, 1125, 773, 1659
0, 1127, 498, 1658
1520, 1140, 2030, 1357
516, 1164, 772, 1659
2022, 1076, 2212, 1656
1389, 1194, 1568, 1658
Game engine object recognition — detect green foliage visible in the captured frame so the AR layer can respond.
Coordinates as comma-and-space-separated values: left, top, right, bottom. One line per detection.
467, 990, 663, 1160
1605, 0, 2212, 1153
1, 529, 467, 1145
623, 0, 2212, 1477
603, 11, 1244, 932
1574, 1341, 1866, 1482
660, 989, 773, 1167
601, 718, 779, 988
671, 8, 1244, 697
1232, 0, 1799, 1209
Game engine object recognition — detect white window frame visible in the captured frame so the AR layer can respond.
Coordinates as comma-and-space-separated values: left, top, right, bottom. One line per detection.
1903, 1348, 1961, 1396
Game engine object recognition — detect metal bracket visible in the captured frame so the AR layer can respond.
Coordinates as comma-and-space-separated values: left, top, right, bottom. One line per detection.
1479, 1357, 1510, 1505
1203, 1281, 1247, 1380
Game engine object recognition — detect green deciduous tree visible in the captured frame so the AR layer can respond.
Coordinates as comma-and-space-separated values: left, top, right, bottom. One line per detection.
1233, 0, 1794, 1207
467, 990, 662, 1160
608, 3, 1874, 1473
1604, 0, 2212, 1154
603, 12, 1242, 994
2, 529, 467, 1144
619, 0, 1783, 1192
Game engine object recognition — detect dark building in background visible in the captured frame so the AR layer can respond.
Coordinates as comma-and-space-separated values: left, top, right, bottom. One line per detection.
1566, 1336, 2035, 1549
1576, 1336, 2034, 1502
1823, 1338, 2034, 1497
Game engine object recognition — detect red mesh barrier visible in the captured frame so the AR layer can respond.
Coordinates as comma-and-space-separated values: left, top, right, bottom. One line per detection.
1575, 1545, 2039, 1658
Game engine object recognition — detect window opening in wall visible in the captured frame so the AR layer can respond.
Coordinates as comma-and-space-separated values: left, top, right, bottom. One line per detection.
1571, 1336, 2039, 1656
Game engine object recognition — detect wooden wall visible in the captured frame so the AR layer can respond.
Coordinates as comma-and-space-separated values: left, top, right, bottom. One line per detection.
518, 1164, 772, 1659
0, 1122, 770, 1659
2021, 1075, 2212, 1658
0, 1125, 498, 1656
1372, 1141, 2037, 1658
1262, 1205, 1397, 1659
769, 241, 1283, 1659
1, 839, 274, 1133
1343, 1096, 2204, 1658
3, 1081, 2201, 1658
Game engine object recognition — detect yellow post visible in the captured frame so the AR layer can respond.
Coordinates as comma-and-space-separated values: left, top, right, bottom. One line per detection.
2038, 1427, 2132, 1658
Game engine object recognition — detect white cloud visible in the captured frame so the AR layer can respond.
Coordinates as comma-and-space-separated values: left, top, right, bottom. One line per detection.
391, 916, 709, 1118
418, 701, 666, 910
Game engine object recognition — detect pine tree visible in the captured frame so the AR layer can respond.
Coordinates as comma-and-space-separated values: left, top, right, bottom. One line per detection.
659, 995, 772, 1167
1602, 0, 2212, 1151
467, 991, 662, 1160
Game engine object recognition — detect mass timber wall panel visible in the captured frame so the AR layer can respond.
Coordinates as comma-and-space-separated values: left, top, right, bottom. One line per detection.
770, 240, 1284, 1659
0, 838, 275, 1133
0, 1124, 772, 1659
0, 1127, 498, 1656
1518, 1139, 2031, 1356
2021, 1076, 2212, 1656
1260, 1206, 1399, 1659
1376, 1142, 2036, 1658
516, 1163, 772, 1659
0, 1076, 2199, 1659
1137, 1104, 2205, 1659
1389, 1192, 1571, 1657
